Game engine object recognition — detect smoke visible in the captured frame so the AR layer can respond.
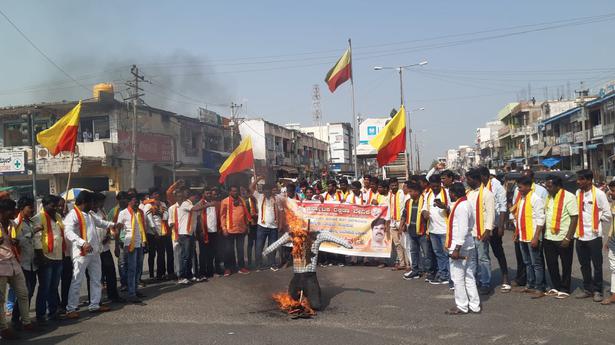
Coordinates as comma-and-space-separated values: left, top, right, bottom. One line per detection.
2, 51, 230, 117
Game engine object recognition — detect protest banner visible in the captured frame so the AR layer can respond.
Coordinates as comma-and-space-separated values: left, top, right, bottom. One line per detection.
289, 201, 391, 258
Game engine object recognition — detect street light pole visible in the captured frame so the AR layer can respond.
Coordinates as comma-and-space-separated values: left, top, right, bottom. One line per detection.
28, 111, 37, 199
374, 61, 427, 177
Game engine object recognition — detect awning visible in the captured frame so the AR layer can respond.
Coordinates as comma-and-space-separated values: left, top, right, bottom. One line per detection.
540, 146, 552, 157
276, 166, 298, 174
541, 157, 561, 168
541, 107, 581, 126
156, 164, 216, 176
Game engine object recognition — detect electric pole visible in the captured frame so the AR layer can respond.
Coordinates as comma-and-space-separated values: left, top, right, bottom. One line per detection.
230, 102, 242, 148
576, 82, 589, 170
125, 65, 147, 189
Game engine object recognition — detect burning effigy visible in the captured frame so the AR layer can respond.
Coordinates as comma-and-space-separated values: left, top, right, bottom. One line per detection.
264, 200, 352, 318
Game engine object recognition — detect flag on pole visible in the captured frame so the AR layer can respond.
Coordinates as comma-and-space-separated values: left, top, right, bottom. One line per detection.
325, 48, 352, 93
369, 106, 406, 166
218, 136, 254, 183
36, 101, 82, 156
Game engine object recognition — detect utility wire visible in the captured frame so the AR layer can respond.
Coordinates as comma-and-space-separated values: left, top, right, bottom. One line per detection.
0, 7, 90, 93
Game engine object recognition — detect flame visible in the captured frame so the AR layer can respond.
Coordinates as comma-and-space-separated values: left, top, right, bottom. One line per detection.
284, 206, 310, 259
272, 292, 315, 316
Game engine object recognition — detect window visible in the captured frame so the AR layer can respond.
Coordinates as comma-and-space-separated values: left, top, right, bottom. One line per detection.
3, 121, 29, 147
78, 116, 110, 142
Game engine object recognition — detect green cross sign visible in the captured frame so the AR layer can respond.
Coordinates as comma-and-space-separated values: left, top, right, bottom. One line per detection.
13, 160, 22, 169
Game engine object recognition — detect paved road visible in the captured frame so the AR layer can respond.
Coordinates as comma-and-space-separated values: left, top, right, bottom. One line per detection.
18, 239, 615, 345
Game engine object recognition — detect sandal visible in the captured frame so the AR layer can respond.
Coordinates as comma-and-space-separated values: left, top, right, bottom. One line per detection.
500, 284, 512, 293
600, 296, 615, 305
545, 289, 559, 297
445, 307, 468, 315
556, 292, 570, 299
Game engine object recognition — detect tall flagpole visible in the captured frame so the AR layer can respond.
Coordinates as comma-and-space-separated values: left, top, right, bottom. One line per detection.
349, 38, 359, 180
63, 150, 76, 212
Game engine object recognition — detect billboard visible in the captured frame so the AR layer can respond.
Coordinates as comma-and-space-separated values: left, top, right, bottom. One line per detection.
0, 151, 26, 175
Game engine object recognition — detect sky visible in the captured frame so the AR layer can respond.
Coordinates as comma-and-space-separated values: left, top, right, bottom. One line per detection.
1, 0, 615, 168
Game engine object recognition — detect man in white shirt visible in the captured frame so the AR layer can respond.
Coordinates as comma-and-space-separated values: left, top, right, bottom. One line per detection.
198, 187, 220, 279
168, 189, 185, 280
177, 190, 206, 284
422, 175, 451, 284
321, 180, 343, 203
445, 182, 480, 315
574, 169, 612, 301
388, 178, 408, 270
479, 167, 511, 292
514, 177, 547, 298
511, 169, 548, 289
116, 193, 147, 303
251, 177, 282, 271
466, 168, 496, 295
64, 191, 120, 318
142, 187, 170, 281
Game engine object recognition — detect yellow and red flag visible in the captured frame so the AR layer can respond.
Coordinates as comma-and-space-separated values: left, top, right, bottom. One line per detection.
369, 106, 406, 166
218, 136, 254, 183
325, 48, 352, 93
37, 101, 81, 156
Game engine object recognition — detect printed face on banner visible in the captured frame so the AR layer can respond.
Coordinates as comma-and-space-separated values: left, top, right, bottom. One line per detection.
285, 199, 391, 258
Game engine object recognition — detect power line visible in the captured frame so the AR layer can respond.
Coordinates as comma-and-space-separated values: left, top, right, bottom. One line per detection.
0, 7, 90, 93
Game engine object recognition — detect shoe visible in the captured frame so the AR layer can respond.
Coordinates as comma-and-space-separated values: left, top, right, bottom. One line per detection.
224, 269, 232, 277
270, 266, 279, 272
191, 277, 198, 282
337, 263, 345, 267
238, 268, 250, 274
403, 271, 420, 280
425, 274, 436, 282
478, 286, 492, 295
139, 280, 147, 288
90, 305, 111, 313
120, 286, 128, 292
593, 292, 604, 303
66, 311, 80, 319
530, 291, 546, 299
127, 296, 143, 304
391, 264, 402, 271
0, 328, 20, 340
575, 290, 592, 299
177, 278, 190, 285
429, 277, 449, 285
377, 263, 386, 269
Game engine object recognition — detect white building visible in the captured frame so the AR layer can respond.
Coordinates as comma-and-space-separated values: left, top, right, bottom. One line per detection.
286, 122, 354, 173
239, 119, 329, 180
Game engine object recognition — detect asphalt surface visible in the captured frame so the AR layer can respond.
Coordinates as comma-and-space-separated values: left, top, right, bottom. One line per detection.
15, 237, 615, 345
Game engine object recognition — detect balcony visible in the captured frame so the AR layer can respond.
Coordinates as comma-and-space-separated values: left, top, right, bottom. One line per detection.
498, 126, 511, 138
592, 124, 603, 138
558, 132, 573, 144
574, 131, 588, 143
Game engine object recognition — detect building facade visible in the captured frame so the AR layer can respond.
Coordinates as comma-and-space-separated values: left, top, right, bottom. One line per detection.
288, 122, 354, 174
239, 119, 329, 180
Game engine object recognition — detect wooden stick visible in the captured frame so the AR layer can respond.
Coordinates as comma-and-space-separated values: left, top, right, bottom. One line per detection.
63, 151, 75, 213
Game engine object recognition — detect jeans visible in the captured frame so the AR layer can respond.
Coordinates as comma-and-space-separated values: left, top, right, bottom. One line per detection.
126, 247, 144, 297
100, 250, 119, 300
408, 235, 433, 273
224, 233, 246, 271
12, 269, 37, 324
430, 234, 449, 280
198, 232, 223, 277
519, 241, 546, 291
246, 225, 258, 268
489, 228, 509, 277
119, 245, 128, 288
576, 237, 603, 293
513, 240, 527, 286
158, 235, 174, 277
35, 260, 62, 319
146, 233, 158, 278
0, 271, 32, 329
60, 255, 73, 310
473, 238, 492, 288
543, 239, 574, 293
256, 226, 278, 269
289, 273, 322, 310
179, 235, 195, 279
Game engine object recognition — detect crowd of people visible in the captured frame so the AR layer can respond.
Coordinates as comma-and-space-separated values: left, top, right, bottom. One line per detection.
1, 164, 615, 338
